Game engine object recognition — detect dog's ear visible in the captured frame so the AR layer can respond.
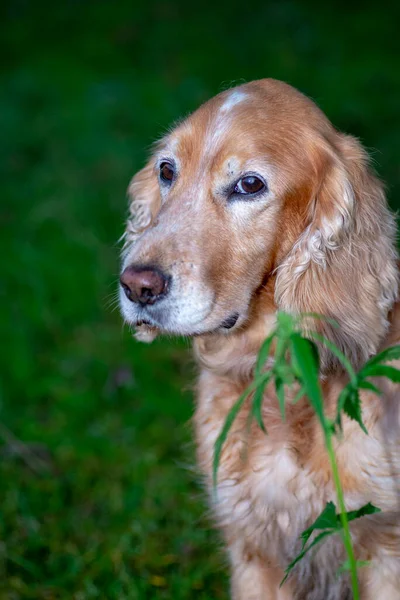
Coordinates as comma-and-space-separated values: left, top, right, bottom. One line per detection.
275, 134, 398, 370
123, 161, 161, 248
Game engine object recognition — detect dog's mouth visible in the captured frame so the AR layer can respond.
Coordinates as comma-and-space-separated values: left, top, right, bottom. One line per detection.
133, 311, 242, 337
220, 312, 240, 329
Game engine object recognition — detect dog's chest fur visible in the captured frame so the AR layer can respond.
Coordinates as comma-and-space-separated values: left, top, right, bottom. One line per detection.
194, 370, 359, 599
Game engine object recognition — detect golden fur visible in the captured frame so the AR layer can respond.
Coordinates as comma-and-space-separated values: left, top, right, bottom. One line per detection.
120, 79, 400, 599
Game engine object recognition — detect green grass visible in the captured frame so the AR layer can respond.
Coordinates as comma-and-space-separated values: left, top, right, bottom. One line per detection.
0, 1, 399, 597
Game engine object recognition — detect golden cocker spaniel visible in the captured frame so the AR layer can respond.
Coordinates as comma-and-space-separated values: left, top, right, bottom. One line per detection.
119, 79, 400, 600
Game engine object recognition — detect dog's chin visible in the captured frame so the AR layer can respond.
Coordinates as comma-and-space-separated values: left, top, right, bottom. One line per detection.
131, 311, 244, 342
134, 323, 160, 343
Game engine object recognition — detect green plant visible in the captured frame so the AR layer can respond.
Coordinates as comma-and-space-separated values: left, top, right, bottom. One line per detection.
213, 312, 400, 600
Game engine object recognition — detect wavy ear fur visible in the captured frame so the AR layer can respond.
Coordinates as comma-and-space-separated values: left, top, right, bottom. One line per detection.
122, 161, 161, 251
275, 134, 398, 370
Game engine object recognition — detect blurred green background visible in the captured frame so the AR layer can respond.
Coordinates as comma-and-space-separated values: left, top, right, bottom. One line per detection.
1, 0, 399, 598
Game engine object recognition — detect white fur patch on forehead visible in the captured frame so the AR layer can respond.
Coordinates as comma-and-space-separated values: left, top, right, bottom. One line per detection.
203, 90, 249, 160
219, 90, 248, 113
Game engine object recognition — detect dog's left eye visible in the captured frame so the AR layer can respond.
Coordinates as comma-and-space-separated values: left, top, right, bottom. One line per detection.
159, 161, 175, 184
234, 175, 265, 195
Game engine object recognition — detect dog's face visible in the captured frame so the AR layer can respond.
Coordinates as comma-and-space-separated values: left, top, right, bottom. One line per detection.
119, 79, 397, 365
120, 80, 324, 335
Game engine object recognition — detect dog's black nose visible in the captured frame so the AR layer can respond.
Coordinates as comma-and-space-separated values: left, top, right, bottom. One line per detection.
120, 266, 169, 305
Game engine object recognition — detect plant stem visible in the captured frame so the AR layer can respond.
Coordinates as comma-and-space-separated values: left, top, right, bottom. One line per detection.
324, 425, 360, 599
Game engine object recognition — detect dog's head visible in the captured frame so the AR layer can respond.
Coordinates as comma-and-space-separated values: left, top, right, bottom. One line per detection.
120, 79, 398, 368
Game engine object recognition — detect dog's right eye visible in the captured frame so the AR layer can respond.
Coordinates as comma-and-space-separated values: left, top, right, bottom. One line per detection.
159, 162, 175, 184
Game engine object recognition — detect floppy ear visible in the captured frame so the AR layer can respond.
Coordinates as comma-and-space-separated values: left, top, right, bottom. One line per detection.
275, 134, 398, 370
122, 161, 161, 250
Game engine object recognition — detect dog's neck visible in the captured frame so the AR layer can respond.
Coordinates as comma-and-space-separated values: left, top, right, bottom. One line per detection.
194, 279, 277, 382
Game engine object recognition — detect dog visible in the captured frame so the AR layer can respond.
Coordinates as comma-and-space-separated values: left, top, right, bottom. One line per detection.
119, 79, 400, 599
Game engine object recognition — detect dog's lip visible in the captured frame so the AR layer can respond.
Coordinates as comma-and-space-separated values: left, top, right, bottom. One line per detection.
220, 312, 240, 329
127, 303, 243, 335
136, 319, 152, 326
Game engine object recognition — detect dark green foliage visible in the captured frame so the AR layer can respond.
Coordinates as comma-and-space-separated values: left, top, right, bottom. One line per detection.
333, 344, 400, 433
281, 502, 381, 584
213, 313, 398, 598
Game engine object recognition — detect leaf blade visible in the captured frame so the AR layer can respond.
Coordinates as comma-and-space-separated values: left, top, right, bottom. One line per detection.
342, 388, 368, 434
251, 372, 273, 433
362, 365, 400, 382
362, 345, 400, 369
290, 334, 324, 422
255, 332, 275, 378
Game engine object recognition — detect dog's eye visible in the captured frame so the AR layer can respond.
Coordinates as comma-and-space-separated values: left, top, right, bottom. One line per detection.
159, 161, 175, 183
234, 175, 265, 195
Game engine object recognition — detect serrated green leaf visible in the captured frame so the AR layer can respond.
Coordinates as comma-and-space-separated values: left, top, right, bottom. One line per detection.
336, 384, 367, 434
357, 380, 382, 395
345, 502, 381, 522
281, 530, 332, 586
300, 501, 338, 547
362, 345, 400, 369
362, 364, 400, 382
336, 387, 350, 431
342, 388, 368, 434
282, 501, 381, 586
